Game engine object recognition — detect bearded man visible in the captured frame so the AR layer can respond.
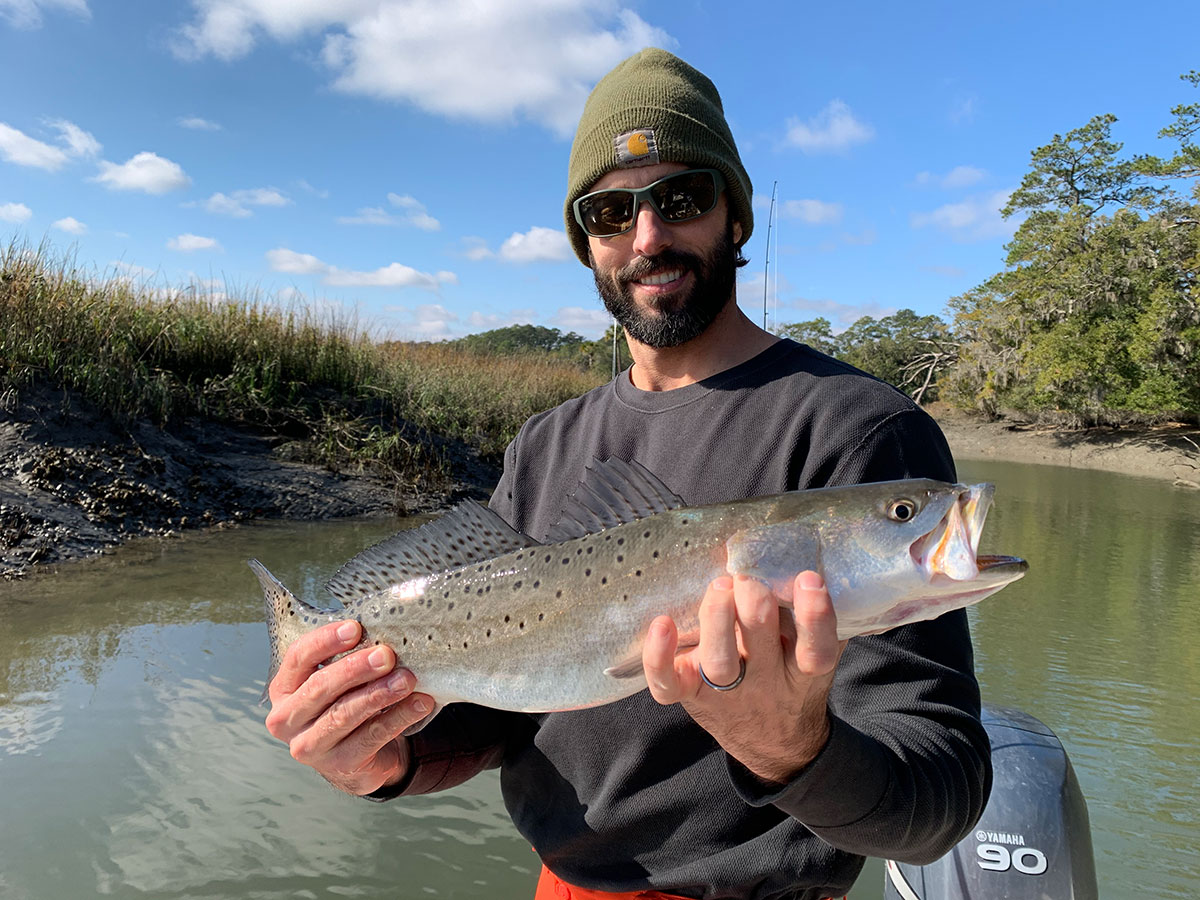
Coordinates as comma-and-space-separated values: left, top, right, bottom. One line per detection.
264, 49, 991, 900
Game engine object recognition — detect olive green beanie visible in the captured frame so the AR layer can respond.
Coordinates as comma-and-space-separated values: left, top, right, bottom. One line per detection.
564, 47, 753, 267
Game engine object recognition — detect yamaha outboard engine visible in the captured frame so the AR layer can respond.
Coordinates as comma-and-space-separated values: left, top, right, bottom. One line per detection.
883, 705, 1097, 900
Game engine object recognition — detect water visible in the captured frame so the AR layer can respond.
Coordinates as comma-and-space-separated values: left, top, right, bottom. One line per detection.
1, 462, 1197, 899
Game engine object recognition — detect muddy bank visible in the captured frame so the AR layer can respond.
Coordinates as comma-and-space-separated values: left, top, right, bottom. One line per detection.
932, 406, 1200, 487
0, 388, 498, 579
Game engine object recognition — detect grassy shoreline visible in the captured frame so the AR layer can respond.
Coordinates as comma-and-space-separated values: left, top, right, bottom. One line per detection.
1, 245, 603, 489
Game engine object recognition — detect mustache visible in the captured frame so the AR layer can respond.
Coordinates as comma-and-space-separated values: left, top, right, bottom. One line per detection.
615, 249, 703, 284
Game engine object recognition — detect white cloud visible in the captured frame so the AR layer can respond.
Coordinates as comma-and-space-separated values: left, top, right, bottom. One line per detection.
51, 216, 86, 234
784, 100, 874, 153
0, 201, 32, 223
48, 119, 101, 158
0, 0, 89, 29
0, 122, 69, 170
205, 187, 289, 217
168, 233, 221, 251
915, 165, 986, 189
94, 152, 191, 194
911, 189, 1016, 242
267, 247, 327, 275
110, 260, 156, 281
779, 199, 843, 225
386, 193, 440, 230
172, 0, 671, 135
498, 226, 571, 263
555, 305, 611, 337
296, 178, 329, 198
337, 206, 396, 225
326, 262, 440, 289
266, 246, 449, 291
177, 116, 222, 131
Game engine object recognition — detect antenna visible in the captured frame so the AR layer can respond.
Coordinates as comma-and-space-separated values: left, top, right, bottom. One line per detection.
762, 181, 777, 331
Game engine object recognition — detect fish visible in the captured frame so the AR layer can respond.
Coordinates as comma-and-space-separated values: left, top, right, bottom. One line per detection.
249, 459, 1026, 733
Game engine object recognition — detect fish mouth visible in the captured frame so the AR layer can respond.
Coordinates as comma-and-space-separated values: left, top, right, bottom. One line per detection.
910, 484, 1022, 583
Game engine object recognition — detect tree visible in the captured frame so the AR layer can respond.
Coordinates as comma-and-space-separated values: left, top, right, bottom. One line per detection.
946, 98, 1199, 425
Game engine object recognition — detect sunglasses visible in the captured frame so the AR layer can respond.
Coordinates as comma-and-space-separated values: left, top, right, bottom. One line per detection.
572, 168, 726, 238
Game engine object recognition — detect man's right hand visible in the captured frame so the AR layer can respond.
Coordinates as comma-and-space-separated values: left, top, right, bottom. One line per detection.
264, 620, 434, 796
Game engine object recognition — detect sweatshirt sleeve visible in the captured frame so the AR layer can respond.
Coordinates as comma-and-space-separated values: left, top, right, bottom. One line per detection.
725, 406, 992, 863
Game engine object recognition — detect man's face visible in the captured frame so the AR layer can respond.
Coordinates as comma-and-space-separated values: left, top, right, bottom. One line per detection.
586, 162, 743, 349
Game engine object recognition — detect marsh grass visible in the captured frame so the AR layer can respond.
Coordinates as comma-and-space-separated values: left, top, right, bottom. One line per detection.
0, 243, 604, 486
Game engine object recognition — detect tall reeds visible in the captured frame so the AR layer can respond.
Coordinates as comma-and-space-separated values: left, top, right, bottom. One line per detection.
0, 243, 604, 484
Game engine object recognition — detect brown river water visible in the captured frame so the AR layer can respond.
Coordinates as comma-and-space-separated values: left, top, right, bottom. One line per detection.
1, 460, 1197, 899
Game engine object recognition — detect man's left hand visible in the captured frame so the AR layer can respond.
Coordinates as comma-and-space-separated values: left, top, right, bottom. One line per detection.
642, 570, 847, 784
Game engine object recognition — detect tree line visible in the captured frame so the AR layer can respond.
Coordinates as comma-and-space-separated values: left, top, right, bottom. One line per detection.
787, 71, 1197, 427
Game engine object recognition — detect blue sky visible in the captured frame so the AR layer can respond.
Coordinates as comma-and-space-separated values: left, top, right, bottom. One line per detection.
2, 1, 1196, 341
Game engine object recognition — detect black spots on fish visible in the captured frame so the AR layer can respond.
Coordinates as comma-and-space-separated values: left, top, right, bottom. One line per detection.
463, 642, 469, 649
622, 594, 629, 602
643, 531, 651, 539
486, 628, 492, 637
576, 548, 583, 556
466, 610, 472, 621
477, 588, 485, 596
617, 537, 624, 546
635, 570, 643, 577
388, 606, 397, 616
544, 554, 552, 563
515, 552, 524, 560
652, 551, 659, 559
427, 633, 433, 642
683, 541, 690, 548
584, 568, 591, 577
616, 555, 624, 563
561, 558, 570, 565
601, 576, 608, 585
504, 615, 511, 623
514, 581, 523, 590
288, 609, 295, 617
538, 613, 544, 621
519, 621, 525, 630
586, 546, 594, 555
464, 585, 471, 594
555, 590, 563, 599
443, 590, 451, 599
402, 637, 408, 646
447, 601, 455, 610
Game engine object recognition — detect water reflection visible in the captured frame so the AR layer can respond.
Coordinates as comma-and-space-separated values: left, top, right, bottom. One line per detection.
2, 466, 1198, 900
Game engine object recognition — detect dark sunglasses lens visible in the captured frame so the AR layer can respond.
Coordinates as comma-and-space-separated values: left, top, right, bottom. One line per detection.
579, 192, 636, 236
651, 171, 718, 222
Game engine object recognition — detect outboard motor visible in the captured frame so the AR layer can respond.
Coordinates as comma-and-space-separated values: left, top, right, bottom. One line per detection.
883, 705, 1097, 900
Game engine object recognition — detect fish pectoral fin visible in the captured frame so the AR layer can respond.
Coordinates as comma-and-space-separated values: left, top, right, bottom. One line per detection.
602, 632, 699, 680
725, 523, 820, 601
400, 701, 445, 736
603, 655, 646, 680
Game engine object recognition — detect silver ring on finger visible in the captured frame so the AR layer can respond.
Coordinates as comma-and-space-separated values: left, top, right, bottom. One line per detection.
698, 657, 746, 692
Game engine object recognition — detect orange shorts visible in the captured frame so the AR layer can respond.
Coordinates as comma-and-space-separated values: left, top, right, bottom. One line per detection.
533, 864, 694, 900
533, 864, 845, 900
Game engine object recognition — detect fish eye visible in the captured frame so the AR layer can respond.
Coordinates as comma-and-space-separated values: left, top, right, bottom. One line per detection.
886, 498, 918, 522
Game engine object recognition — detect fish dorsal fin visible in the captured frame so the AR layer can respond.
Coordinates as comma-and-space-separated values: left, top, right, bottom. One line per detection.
544, 458, 686, 542
325, 501, 538, 603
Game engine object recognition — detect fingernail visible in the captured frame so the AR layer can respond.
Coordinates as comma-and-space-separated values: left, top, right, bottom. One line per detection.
337, 622, 359, 641
387, 671, 409, 692
369, 648, 390, 669
410, 696, 429, 714
798, 571, 824, 590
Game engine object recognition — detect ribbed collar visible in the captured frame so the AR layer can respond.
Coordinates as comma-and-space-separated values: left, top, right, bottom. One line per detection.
611, 338, 797, 413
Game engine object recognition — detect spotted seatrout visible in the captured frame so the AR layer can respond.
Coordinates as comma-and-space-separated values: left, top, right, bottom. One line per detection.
250, 459, 1026, 732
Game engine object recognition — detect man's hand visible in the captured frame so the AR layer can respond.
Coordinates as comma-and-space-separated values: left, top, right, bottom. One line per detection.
264, 621, 435, 796
642, 571, 846, 784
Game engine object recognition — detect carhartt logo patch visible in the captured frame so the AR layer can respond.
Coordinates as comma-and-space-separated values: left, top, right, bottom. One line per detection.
615, 129, 659, 167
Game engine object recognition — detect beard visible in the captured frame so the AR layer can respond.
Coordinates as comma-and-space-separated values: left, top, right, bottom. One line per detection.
591, 220, 738, 349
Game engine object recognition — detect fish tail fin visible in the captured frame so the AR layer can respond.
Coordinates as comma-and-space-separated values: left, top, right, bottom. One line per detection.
248, 558, 311, 706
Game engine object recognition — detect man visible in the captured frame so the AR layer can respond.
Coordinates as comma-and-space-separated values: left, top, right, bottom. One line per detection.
265, 49, 991, 900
